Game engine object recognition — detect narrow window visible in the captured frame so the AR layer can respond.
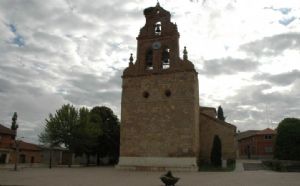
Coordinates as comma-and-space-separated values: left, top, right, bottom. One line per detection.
145, 49, 153, 70
165, 90, 171, 97
143, 91, 149, 98
162, 48, 170, 69
155, 21, 161, 35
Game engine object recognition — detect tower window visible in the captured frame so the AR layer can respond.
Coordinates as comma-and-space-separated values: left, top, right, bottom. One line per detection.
143, 91, 149, 98
155, 21, 161, 35
165, 90, 171, 97
145, 49, 153, 70
162, 48, 170, 69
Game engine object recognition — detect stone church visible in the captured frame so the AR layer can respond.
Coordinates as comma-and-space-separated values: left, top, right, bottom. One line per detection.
118, 3, 236, 171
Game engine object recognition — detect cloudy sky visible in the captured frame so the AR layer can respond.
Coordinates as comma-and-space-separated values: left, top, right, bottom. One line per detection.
0, 0, 299, 143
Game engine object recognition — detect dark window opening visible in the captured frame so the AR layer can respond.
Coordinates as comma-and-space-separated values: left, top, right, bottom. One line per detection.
162, 48, 170, 69
143, 91, 149, 98
0, 154, 7, 164
165, 90, 171, 97
146, 49, 153, 70
264, 135, 272, 140
19, 154, 26, 163
155, 22, 161, 35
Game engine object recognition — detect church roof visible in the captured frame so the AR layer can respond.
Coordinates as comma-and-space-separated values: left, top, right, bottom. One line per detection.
200, 106, 216, 113
200, 112, 236, 130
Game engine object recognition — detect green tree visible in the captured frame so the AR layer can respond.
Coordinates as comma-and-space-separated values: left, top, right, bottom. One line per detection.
39, 104, 78, 151
11, 112, 18, 131
217, 106, 226, 121
40, 104, 120, 166
72, 107, 101, 165
211, 135, 222, 167
274, 118, 300, 160
90, 106, 120, 165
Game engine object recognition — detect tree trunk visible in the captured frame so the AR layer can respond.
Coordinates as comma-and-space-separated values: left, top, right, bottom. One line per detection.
86, 154, 90, 166
97, 153, 100, 166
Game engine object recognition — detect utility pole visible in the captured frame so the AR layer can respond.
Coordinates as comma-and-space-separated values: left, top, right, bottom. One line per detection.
49, 145, 52, 169
14, 140, 20, 171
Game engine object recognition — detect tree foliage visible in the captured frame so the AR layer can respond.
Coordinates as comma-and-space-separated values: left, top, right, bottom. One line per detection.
39, 104, 120, 165
11, 112, 18, 131
211, 135, 222, 167
90, 106, 120, 164
72, 107, 101, 156
274, 118, 300, 160
39, 104, 79, 149
217, 106, 226, 121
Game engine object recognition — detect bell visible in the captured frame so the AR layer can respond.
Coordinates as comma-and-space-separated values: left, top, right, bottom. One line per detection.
155, 25, 161, 33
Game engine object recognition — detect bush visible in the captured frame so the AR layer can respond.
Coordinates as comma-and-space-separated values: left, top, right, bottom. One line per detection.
262, 160, 300, 172
274, 118, 300, 160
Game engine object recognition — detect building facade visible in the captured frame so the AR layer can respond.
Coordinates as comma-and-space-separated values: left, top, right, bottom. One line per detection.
238, 128, 276, 159
0, 124, 42, 164
118, 3, 236, 171
0, 124, 15, 164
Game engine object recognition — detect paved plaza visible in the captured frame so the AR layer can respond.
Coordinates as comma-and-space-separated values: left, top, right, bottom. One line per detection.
0, 161, 299, 186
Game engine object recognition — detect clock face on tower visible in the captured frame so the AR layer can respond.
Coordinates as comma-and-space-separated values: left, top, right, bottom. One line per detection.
152, 41, 161, 49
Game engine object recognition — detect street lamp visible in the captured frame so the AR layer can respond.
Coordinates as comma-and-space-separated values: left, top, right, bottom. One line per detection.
14, 137, 24, 171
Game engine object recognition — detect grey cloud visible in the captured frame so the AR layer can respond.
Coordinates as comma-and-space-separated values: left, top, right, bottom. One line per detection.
240, 32, 300, 57
221, 82, 300, 131
57, 68, 122, 109
70, 0, 142, 22
199, 57, 259, 76
254, 70, 300, 86
0, 79, 65, 142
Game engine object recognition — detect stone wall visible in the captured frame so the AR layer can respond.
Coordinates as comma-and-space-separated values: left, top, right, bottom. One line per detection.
120, 71, 199, 158
9, 150, 42, 164
199, 113, 236, 162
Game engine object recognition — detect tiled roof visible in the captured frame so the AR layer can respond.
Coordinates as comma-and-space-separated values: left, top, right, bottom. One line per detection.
0, 124, 16, 136
238, 128, 276, 140
237, 130, 259, 140
39, 145, 68, 151
12, 140, 41, 151
200, 112, 236, 129
256, 128, 276, 135
200, 106, 217, 113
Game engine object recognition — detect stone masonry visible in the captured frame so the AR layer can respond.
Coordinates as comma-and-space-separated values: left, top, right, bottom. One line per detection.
118, 3, 236, 171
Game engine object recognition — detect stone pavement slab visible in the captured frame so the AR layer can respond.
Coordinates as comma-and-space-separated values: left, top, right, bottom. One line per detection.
0, 167, 299, 186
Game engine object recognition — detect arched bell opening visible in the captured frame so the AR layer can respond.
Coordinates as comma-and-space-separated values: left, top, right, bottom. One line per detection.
155, 21, 161, 35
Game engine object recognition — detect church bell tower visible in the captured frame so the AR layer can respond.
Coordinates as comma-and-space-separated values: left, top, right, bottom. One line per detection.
118, 3, 200, 171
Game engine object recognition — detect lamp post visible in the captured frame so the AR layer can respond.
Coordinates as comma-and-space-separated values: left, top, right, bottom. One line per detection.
49, 144, 53, 169
14, 137, 23, 171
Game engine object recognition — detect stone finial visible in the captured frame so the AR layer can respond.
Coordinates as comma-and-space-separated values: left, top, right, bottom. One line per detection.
183, 46, 188, 60
129, 53, 134, 66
